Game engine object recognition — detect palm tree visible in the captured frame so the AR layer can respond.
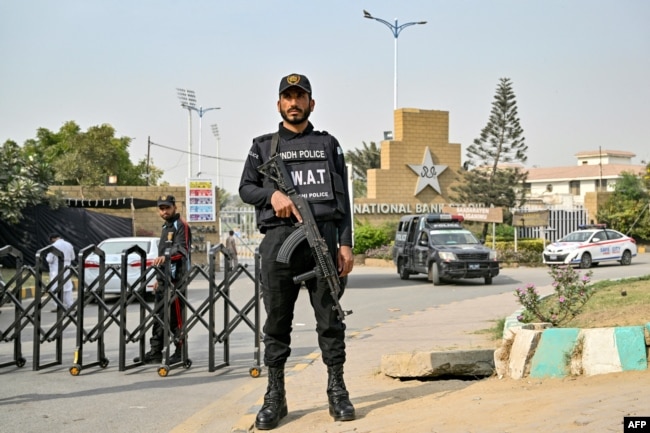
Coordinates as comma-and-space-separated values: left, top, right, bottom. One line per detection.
345, 141, 380, 197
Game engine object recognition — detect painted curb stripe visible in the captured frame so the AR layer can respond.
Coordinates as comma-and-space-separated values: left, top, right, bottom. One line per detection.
614, 326, 647, 371
529, 328, 580, 378
581, 328, 622, 376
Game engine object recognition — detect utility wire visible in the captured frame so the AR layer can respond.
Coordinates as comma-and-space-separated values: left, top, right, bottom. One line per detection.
149, 140, 244, 163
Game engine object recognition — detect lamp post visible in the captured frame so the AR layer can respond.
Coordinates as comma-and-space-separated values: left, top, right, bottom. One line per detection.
363, 10, 427, 110
211, 124, 222, 187
176, 88, 220, 178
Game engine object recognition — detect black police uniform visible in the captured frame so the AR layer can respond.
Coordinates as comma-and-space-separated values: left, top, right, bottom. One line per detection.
150, 213, 192, 354
239, 122, 353, 368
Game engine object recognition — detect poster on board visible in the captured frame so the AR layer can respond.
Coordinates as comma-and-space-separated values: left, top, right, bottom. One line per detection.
187, 178, 216, 222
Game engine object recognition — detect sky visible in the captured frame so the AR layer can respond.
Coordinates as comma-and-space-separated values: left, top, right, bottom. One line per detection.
1, 0, 649, 194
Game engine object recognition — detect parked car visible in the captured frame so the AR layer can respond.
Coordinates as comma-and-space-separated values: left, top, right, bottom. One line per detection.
542, 224, 637, 268
83, 237, 160, 295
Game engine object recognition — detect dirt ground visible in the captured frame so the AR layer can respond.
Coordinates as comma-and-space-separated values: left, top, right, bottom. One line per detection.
357, 370, 650, 433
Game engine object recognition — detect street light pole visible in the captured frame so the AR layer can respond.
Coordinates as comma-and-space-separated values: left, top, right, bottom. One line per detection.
363, 10, 427, 110
176, 88, 220, 178
211, 124, 221, 187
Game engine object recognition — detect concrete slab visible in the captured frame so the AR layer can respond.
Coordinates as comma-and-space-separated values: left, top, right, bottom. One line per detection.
381, 349, 494, 378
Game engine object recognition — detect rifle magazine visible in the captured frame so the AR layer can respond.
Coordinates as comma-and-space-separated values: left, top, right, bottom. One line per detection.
276, 228, 307, 263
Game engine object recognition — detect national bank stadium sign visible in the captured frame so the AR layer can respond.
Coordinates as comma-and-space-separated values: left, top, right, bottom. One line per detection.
353, 203, 503, 223
354, 203, 445, 215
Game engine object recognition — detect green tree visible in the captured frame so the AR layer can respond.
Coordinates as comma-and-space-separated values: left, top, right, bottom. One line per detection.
52, 123, 127, 186
597, 172, 650, 241
345, 141, 380, 198
217, 187, 231, 209
130, 159, 164, 186
452, 77, 528, 238
23, 121, 161, 190
0, 140, 61, 224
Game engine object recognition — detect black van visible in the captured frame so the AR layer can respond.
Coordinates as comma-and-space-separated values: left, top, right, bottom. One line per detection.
393, 213, 500, 285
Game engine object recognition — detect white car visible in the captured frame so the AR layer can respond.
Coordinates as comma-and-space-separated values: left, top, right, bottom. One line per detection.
83, 237, 160, 295
542, 225, 637, 268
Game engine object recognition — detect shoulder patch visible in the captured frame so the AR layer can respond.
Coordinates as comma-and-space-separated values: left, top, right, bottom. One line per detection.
253, 132, 275, 145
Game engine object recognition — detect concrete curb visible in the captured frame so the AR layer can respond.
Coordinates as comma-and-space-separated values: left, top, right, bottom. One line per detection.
18, 287, 34, 300
497, 324, 650, 379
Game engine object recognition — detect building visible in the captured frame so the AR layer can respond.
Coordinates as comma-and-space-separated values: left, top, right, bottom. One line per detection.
523, 150, 646, 207
351, 107, 646, 233
354, 108, 466, 224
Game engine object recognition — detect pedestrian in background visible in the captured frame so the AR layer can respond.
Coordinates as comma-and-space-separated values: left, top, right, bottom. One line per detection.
225, 230, 238, 270
46, 233, 76, 310
239, 73, 355, 430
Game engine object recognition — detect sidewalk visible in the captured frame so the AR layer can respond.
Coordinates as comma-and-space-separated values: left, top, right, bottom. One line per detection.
228, 289, 650, 433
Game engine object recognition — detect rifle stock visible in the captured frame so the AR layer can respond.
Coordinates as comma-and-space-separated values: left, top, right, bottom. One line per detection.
258, 154, 352, 321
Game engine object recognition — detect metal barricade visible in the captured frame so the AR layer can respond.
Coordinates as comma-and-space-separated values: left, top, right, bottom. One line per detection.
0, 246, 28, 368
171, 244, 261, 376
213, 245, 261, 376
117, 244, 160, 371
0, 242, 262, 378
69, 245, 113, 375
32, 244, 81, 371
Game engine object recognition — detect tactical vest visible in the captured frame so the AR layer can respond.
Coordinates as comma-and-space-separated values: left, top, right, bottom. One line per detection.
259, 132, 347, 224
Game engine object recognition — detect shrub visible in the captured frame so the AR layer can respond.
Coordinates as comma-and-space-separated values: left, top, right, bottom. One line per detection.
378, 220, 398, 243
515, 266, 595, 326
495, 239, 544, 266
353, 223, 390, 255
493, 224, 515, 241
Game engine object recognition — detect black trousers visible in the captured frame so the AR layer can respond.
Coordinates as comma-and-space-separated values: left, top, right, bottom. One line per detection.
150, 280, 184, 353
259, 222, 346, 368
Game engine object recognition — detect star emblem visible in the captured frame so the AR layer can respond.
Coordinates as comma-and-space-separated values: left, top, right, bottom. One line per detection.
407, 148, 448, 195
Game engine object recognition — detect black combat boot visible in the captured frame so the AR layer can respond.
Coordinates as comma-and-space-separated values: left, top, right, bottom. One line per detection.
327, 364, 356, 421
133, 350, 162, 364
168, 345, 182, 364
255, 366, 288, 430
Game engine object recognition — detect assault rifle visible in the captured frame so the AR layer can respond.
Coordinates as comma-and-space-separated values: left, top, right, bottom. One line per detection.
257, 154, 352, 321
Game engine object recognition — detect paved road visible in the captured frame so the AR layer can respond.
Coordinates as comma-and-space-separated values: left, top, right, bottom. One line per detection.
0, 257, 648, 433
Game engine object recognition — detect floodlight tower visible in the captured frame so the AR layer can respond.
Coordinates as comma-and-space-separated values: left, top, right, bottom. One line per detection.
211, 124, 222, 187
176, 88, 197, 179
176, 88, 220, 178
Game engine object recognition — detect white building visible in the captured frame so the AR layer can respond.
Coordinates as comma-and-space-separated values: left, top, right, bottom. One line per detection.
523, 150, 646, 207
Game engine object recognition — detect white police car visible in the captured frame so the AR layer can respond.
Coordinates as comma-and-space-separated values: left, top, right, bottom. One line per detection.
542, 224, 637, 268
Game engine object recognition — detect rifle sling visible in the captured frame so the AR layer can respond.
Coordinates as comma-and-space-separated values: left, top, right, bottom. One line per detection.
271, 132, 280, 156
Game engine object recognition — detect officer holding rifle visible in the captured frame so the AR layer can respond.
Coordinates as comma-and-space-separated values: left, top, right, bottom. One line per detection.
239, 73, 355, 430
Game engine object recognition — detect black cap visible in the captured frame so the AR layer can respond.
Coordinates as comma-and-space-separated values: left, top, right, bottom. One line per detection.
49, 232, 61, 241
279, 73, 311, 95
157, 195, 176, 207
